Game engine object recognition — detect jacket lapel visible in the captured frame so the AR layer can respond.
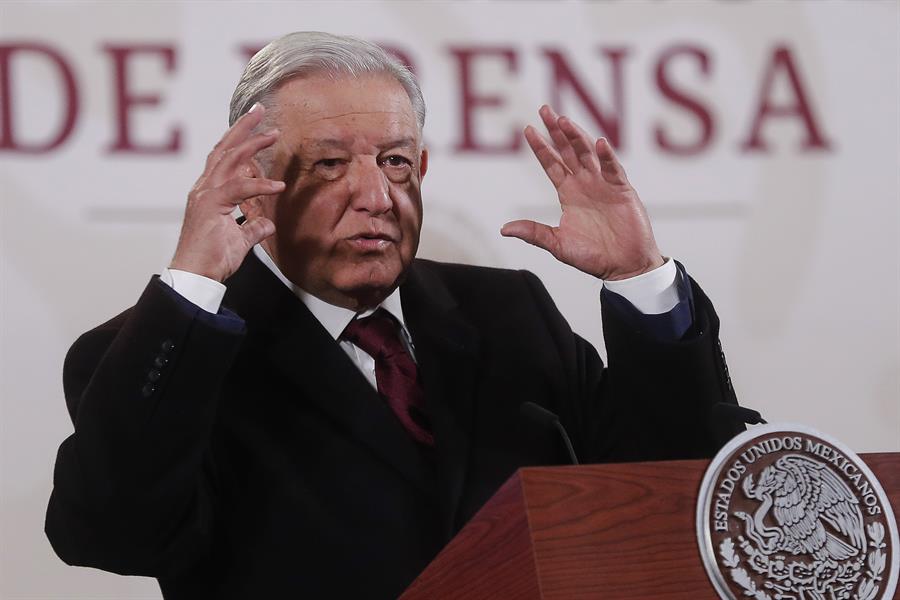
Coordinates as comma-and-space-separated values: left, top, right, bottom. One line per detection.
223, 253, 433, 495
401, 260, 481, 538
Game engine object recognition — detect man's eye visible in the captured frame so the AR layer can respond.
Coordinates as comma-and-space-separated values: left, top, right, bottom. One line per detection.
382, 155, 412, 168
316, 158, 343, 168
312, 158, 348, 180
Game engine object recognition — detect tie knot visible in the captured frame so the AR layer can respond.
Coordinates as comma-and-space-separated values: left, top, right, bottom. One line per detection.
342, 308, 405, 360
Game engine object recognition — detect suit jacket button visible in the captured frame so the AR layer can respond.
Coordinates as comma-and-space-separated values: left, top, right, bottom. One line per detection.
141, 383, 156, 398
153, 355, 169, 368
147, 369, 162, 382
160, 340, 175, 353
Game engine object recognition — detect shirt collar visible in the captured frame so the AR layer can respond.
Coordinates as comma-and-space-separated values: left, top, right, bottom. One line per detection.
252, 244, 408, 340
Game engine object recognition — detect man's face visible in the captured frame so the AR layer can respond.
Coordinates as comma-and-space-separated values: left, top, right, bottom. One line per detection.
247, 73, 427, 310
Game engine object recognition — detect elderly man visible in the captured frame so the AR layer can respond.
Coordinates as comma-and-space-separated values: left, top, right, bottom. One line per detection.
47, 32, 742, 598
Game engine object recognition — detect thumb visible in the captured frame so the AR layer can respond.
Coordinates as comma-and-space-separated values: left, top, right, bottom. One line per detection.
501, 220, 560, 256
241, 216, 276, 247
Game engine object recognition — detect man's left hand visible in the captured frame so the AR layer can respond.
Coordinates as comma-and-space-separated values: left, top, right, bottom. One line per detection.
501, 105, 664, 281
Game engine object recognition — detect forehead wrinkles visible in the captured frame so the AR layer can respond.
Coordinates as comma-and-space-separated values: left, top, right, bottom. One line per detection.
278, 73, 416, 113
302, 109, 415, 127
276, 81, 414, 117
271, 76, 421, 155
312, 109, 404, 119
296, 115, 419, 154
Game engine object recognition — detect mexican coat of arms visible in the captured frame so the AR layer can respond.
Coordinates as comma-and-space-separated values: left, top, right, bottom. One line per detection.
697, 424, 898, 600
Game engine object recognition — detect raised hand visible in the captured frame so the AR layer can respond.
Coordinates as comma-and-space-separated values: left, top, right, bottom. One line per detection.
169, 103, 285, 282
501, 105, 664, 281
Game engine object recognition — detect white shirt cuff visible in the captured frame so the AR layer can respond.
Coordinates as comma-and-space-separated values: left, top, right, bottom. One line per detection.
601, 258, 681, 315
159, 268, 226, 314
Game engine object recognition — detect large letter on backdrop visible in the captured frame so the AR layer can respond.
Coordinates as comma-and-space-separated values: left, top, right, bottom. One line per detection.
741, 45, 830, 152
103, 44, 182, 154
0, 43, 79, 153
450, 46, 521, 154
654, 44, 714, 155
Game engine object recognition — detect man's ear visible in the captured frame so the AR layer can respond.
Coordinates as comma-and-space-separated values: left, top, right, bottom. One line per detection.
418, 148, 428, 180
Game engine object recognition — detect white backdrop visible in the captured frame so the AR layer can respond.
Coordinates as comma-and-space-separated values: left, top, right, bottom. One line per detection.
1, 1, 898, 597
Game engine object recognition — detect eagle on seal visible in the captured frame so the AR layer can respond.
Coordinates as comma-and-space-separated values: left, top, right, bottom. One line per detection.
736, 454, 866, 562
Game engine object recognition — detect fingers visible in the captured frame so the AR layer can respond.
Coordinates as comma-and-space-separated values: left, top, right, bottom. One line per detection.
595, 137, 628, 185
559, 117, 601, 173
539, 105, 581, 174
500, 219, 561, 257
241, 216, 276, 247
191, 102, 284, 211
524, 125, 569, 188
204, 102, 267, 173
538, 105, 603, 175
207, 128, 280, 187
541, 106, 630, 185
207, 177, 284, 211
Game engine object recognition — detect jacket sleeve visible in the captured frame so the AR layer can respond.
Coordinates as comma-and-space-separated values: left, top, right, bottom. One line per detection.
45, 277, 245, 577
519, 269, 743, 464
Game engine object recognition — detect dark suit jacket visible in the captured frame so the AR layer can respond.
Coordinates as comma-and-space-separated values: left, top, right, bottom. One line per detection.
46, 254, 742, 598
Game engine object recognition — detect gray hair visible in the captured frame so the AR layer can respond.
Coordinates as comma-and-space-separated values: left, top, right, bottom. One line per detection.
228, 31, 426, 131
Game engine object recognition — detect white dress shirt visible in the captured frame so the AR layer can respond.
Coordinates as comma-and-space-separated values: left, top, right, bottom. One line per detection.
160, 246, 682, 390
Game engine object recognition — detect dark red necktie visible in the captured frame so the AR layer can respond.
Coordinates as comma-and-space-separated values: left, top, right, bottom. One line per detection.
342, 309, 434, 447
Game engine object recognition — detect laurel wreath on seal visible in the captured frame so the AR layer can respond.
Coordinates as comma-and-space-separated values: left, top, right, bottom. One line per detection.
717, 522, 886, 600
718, 538, 772, 600
856, 522, 887, 600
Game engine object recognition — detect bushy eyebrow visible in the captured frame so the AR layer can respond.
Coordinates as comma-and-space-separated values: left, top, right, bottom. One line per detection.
378, 137, 418, 152
304, 139, 348, 151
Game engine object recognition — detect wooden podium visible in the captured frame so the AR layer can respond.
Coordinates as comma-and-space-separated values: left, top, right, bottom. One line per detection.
400, 454, 899, 599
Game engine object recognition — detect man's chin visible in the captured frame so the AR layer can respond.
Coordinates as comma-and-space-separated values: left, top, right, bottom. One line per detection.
333, 265, 407, 307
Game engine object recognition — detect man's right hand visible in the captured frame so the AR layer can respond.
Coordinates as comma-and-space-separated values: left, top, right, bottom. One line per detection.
169, 103, 285, 283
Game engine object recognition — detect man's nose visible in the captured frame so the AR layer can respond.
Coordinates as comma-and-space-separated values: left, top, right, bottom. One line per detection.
349, 159, 392, 214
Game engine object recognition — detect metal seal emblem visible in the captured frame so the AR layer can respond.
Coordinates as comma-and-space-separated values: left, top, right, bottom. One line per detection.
697, 424, 898, 600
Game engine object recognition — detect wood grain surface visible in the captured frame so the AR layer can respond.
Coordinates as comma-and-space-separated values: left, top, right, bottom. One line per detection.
402, 453, 899, 599
399, 474, 541, 600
